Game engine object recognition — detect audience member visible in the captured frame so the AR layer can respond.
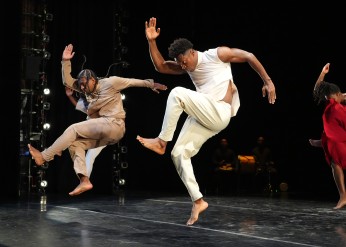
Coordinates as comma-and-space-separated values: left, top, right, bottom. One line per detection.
252, 136, 278, 192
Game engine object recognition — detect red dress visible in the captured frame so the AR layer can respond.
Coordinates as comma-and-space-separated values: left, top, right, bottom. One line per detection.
321, 98, 346, 168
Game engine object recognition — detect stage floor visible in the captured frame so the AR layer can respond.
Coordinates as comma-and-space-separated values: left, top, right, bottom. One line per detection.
0, 190, 345, 247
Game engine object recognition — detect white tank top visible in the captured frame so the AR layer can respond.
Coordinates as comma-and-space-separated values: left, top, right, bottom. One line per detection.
187, 48, 240, 117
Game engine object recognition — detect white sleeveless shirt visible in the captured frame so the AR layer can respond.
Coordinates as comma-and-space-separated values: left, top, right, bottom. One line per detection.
187, 48, 240, 117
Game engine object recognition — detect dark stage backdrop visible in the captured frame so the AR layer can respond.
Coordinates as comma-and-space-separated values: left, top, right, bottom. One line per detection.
6, 0, 345, 198
1, 0, 21, 199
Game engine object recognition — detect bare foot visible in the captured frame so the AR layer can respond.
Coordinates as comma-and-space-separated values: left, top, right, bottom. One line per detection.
334, 195, 346, 209
186, 198, 209, 226
136, 136, 166, 155
27, 144, 46, 166
69, 179, 93, 196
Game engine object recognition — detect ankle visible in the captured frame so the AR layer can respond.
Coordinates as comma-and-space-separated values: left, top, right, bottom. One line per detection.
79, 175, 89, 183
194, 198, 203, 204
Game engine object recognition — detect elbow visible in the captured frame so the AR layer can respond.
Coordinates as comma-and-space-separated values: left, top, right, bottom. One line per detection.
154, 63, 166, 73
154, 66, 161, 73
156, 68, 169, 74
247, 52, 256, 61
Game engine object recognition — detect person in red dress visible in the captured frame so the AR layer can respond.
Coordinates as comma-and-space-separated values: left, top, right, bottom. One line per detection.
309, 63, 346, 209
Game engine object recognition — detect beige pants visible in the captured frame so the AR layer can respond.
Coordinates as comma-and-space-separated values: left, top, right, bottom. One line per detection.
159, 87, 232, 201
42, 117, 125, 176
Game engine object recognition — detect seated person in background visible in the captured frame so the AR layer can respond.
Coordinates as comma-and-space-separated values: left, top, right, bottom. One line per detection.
212, 138, 238, 171
252, 136, 274, 173
252, 136, 278, 192
209, 138, 238, 194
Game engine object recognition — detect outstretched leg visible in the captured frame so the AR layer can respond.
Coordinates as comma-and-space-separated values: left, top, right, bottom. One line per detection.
331, 162, 346, 209
69, 175, 93, 196
28, 144, 46, 166
136, 136, 167, 155
186, 198, 209, 226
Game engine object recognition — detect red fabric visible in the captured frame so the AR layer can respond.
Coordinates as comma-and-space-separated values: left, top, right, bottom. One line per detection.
321, 99, 346, 168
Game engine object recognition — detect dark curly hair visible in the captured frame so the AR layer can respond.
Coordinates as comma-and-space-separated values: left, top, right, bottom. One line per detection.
313, 80, 341, 105
168, 38, 193, 59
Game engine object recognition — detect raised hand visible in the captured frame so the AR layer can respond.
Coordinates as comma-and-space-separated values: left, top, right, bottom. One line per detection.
145, 17, 160, 41
62, 44, 75, 61
65, 86, 74, 96
322, 63, 330, 75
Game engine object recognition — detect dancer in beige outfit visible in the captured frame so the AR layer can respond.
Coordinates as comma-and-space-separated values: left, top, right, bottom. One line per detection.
29, 43, 167, 196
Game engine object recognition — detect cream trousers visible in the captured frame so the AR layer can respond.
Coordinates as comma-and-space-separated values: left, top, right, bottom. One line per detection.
159, 87, 232, 201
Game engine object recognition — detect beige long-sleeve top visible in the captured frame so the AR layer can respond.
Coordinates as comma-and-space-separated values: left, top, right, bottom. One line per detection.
61, 60, 154, 119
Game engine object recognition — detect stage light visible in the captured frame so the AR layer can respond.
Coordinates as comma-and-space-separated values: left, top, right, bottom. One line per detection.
43, 88, 50, 95
118, 179, 126, 186
43, 51, 51, 60
43, 102, 50, 110
42, 34, 50, 43
45, 13, 53, 21
43, 123, 51, 130
120, 161, 128, 169
121, 94, 125, 100
120, 146, 127, 153
40, 180, 48, 188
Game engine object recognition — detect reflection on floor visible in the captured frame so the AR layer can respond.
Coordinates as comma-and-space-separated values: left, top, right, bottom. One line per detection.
0, 190, 345, 247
